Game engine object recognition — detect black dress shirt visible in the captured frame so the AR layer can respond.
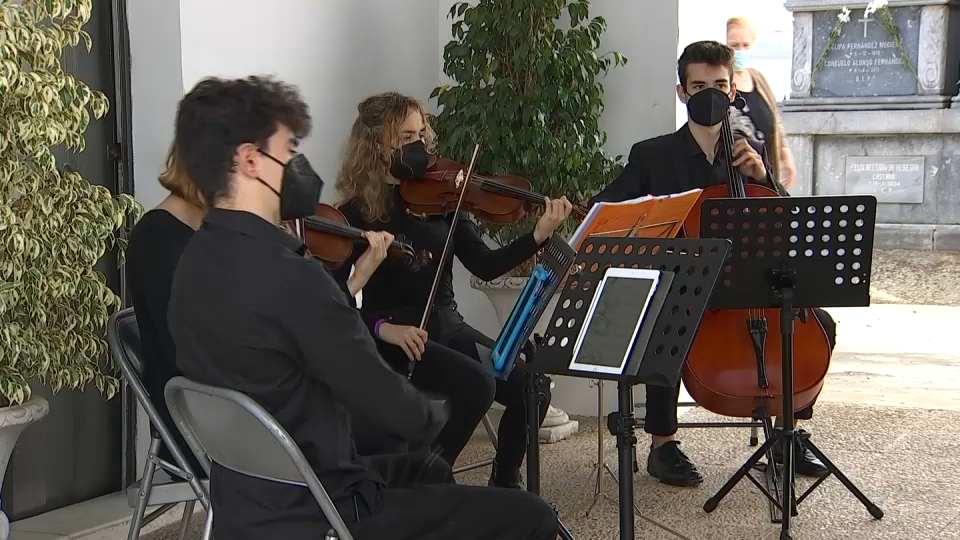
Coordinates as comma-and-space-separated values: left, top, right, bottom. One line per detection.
588, 123, 785, 205
333, 187, 543, 324
167, 208, 446, 537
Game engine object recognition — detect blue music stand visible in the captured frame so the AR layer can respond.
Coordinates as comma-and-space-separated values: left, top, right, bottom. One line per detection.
487, 234, 577, 540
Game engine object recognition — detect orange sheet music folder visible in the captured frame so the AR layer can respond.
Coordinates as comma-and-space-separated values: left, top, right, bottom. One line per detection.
569, 189, 703, 250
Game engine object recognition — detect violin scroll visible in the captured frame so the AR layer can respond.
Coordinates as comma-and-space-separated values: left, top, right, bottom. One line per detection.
392, 233, 434, 271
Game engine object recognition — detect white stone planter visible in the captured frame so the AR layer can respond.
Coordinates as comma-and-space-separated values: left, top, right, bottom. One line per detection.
471, 275, 589, 438
0, 397, 50, 539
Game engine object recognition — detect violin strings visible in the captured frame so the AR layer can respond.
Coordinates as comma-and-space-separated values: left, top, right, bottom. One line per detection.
304, 216, 404, 250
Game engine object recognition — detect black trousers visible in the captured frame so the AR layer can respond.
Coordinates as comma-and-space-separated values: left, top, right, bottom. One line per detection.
435, 310, 551, 472
356, 339, 496, 465
357, 305, 551, 471
212, 451, 558, 540
346, 452, 558, 540
644, 308, 838, 436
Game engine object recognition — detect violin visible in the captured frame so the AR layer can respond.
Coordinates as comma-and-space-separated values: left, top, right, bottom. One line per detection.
398, 154, 587, 224
293, 203, 431, 271
679, 95, 832, 419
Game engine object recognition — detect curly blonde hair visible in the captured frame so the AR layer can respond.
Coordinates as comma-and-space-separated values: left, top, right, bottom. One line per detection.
335, 92, 435, 222
158, 142, 206, 209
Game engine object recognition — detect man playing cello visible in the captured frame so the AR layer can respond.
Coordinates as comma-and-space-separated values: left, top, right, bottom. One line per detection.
587, 41, 833, 487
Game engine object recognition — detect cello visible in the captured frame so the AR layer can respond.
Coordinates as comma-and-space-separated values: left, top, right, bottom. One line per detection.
679, 94, 833, 420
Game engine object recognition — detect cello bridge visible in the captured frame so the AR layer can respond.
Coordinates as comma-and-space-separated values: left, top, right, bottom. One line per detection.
747, 316, 769, 389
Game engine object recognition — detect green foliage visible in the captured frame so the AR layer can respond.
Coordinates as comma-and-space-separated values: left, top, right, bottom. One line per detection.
431, 0, 626, 274
0, 0, 142, 407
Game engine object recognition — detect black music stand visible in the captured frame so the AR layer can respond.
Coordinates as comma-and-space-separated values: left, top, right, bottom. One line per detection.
699, 195, 884, 540
532, 236, 731, 540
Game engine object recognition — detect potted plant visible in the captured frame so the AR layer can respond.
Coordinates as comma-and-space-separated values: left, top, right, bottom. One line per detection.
0, 1, 141, 533
431, 0, 626, 424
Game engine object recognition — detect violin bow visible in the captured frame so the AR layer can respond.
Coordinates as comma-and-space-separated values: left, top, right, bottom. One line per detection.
407, 142, 482, 380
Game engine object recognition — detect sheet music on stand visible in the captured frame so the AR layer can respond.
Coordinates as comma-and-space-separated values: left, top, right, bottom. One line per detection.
569, 189, 702, 249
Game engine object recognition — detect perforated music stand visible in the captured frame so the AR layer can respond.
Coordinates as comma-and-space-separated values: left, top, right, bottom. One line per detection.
698, 195, 884, 540
532, 236, 731, 540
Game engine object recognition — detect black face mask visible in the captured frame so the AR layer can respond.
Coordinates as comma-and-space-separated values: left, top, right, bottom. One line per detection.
685, 87, 731, 127
256, 151, 324, 221
390, 140, 429, 180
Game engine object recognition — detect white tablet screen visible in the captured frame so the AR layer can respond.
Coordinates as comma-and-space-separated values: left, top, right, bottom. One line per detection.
569, 270, 659, 375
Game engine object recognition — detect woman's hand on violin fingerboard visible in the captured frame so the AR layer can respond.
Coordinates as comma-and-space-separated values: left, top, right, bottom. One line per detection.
533, 196, 574, 244
354, 231, 394, 281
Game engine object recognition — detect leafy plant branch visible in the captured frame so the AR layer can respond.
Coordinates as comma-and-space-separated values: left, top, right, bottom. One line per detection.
431, 0, 626, 275
0, 0, 143, 407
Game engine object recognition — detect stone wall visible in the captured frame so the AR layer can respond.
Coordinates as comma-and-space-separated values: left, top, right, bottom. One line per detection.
782, 0, 960, 250
782, 108, 960, 249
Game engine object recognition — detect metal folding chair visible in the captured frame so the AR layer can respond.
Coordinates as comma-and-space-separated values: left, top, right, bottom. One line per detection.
164, 376, 355, 540
107, 308, 209, 540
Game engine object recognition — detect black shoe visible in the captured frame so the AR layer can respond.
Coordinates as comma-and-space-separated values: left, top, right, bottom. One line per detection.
646, 441, 703, 487
772, 429, 829, 478
488, 461, 523, 489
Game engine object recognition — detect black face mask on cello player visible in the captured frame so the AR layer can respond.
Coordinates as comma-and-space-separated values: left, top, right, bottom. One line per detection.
256, 150, 324, 221
684, 87, 732, 127
390, 140, 430, 180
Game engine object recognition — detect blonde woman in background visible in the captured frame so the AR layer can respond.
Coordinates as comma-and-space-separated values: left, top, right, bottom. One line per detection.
726, 16, 797, 191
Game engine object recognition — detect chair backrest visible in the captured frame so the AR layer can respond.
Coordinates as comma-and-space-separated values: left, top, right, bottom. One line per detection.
164, 376, 354, 540
109, 307, 146, 378
107, 308, 210, 492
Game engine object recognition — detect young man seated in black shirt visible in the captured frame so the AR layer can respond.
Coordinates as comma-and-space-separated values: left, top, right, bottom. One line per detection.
588, 41, 833, 488
167, 75, 559, 540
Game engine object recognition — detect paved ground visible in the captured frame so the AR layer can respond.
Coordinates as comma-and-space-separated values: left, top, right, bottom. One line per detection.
870, 249, 960, 306
93, 248, 960, 540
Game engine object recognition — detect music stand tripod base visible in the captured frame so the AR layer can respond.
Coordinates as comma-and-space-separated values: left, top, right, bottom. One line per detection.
699, 195, 885, 540
533, 236, 732, 540
581, 379, 621, 518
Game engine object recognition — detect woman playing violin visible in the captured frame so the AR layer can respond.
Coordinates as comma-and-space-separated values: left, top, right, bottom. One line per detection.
332, 92, 573, 488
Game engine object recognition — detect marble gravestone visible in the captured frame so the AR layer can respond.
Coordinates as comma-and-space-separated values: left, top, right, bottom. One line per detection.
781, 0, 960, 251
785, 0, 959, 110
810, 6, 922, 99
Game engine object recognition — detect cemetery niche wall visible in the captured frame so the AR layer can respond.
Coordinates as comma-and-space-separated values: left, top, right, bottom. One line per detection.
782, 0, 960, 250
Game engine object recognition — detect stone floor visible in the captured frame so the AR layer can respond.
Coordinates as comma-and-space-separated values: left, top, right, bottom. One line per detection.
134, 302, 960, 540
137, 400, 960, 540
